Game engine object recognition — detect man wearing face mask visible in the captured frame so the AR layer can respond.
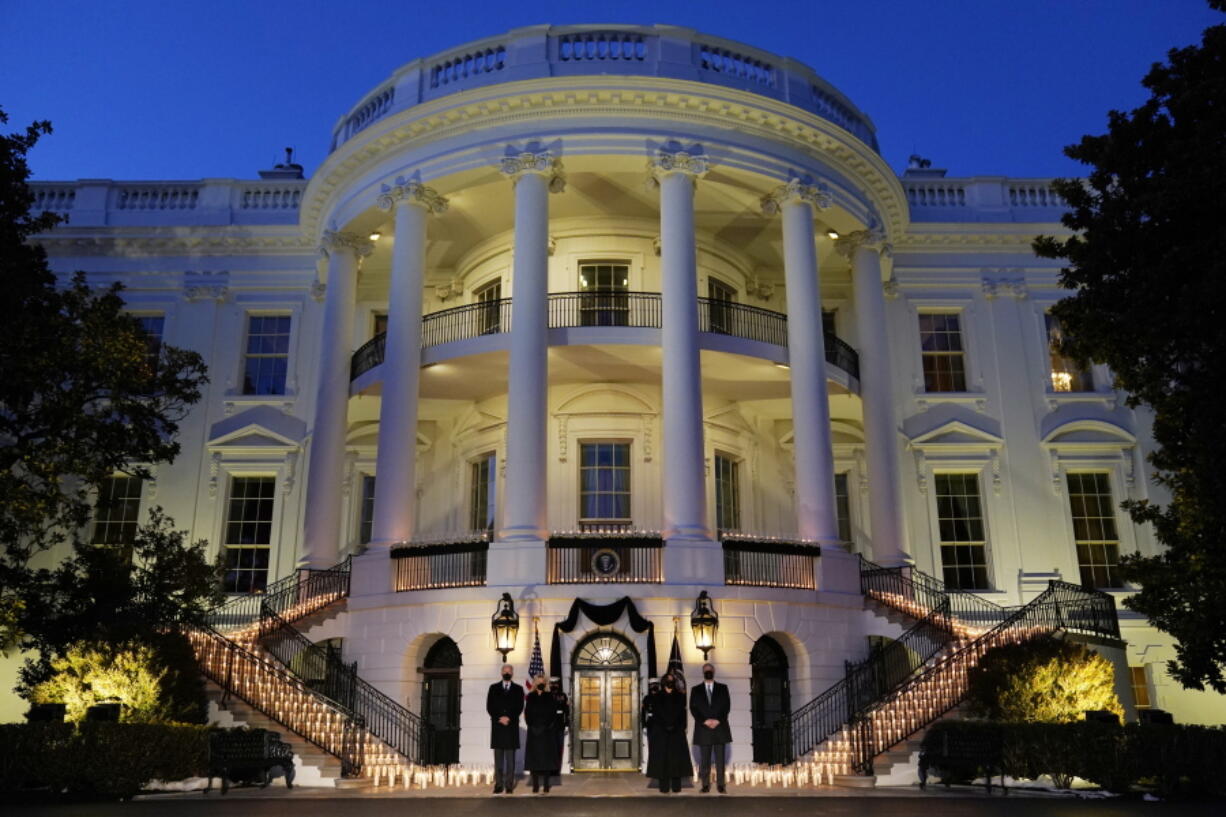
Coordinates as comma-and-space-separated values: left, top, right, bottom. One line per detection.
689, 663, 731, 793
487, 663, 525, 794
548, 676, 569, 778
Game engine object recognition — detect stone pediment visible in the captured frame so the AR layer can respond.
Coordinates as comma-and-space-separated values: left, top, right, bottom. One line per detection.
556, 385, 654, 416
207, 405, 305, 450
908, 419, 1003, 451
1041, 419, 1135, 450
450, 406, 506, 443
704, 405, 755, 435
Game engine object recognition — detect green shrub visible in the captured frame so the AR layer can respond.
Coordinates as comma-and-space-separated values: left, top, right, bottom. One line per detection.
0, 722, 209, 800
965, 638, 1123, 723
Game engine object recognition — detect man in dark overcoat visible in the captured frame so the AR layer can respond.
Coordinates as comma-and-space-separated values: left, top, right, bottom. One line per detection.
689, 662, 732, 793
486, 663, 525, 794
641, 678, 662, 787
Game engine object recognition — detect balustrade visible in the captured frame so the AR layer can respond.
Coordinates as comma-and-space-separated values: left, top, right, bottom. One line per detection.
546, 533, 663, 584
722, 537, 819, 590
391, 538, 489, 591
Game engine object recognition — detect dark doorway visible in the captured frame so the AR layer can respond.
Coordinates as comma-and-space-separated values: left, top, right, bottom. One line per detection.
421, 636, 462, 765
750, 635, 791, 764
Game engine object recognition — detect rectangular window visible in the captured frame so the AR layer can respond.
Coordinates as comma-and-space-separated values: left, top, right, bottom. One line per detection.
919, 313, 968, 392
835, 472, 852, 543
934, 473, 990, 590
579, 262, 630, 326
222, 476, 276, 593
1067, 472, 1123, 588
822, 309, 836, 338
135, 314, 165, 371
1130, 666, 1151, 710
579, 442, 631, 527
1046, 313, 1093, 392
474, 281, 503, 335
359, 474, 376, 545
91, 475, 143, 547
373, 313, 388, 337
707, 278, 738, 335
714, 454, 741, 533
242, 315, 291, 395
469, 453, 496, 532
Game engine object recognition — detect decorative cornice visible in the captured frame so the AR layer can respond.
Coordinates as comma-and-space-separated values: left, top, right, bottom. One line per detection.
981, 270, 1029, 300
760, 178, 833, 215
182, 271, 231, 303
318, 229, 374, 260
376, 177, 448, 214
36, 232, 315, 256
647, 146, 709, 184
500, 151, 567, 193
834, 228, 891, 260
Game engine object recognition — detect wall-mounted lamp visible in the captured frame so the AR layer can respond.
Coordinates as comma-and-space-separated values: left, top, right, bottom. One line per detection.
825, 228, 840, 240
690, 590, 719, 660
369, 231, 382, 241
491, 592, 520, 659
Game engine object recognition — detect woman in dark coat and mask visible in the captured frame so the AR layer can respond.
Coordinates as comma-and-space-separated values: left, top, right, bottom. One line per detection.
645, 672, 692, 793
524, 675, 560, 793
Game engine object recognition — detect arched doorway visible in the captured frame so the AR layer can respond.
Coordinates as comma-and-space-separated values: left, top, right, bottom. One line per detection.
420, 636, 461, 765
571, 632, 640, 771
750, 635, 791, 764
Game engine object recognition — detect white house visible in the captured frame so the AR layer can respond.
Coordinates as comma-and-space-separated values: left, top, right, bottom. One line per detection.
10, 23, 1224, 786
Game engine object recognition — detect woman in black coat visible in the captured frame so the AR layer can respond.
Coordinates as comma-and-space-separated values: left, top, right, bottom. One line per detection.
646, 673, 692, 793
523, 676, 560, 793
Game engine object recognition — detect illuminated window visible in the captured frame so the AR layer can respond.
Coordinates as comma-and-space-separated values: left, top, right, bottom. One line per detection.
1046, 314, 1093, 392
1068, 472, 1123, 588
714, 454, 740, 533
358, 474, 376, 545
578, 261, 630, 326
242, 315, 291, 395
222, 476, 275, 593
1130, 666, 1151, 710
934, 473, 990, 590
91, 475, 143, 548
469, 453, 496, 532
579, 442, 631, 528
835, 472, 852, 543
707, 278, 737, 335
919, 313, 967, 392
474, 281, 502, 335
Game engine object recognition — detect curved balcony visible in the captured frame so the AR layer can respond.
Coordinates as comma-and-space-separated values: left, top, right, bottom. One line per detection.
350, 292, 860, 383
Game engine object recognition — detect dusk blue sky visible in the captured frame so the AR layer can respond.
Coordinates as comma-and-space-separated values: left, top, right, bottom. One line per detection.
2, 0, 1219, 181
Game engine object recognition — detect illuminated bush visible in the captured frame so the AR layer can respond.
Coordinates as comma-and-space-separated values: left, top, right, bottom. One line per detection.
965, 638, 1124, 723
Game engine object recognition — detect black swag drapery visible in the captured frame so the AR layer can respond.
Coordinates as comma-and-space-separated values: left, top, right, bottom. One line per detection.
549, 596, 657, 679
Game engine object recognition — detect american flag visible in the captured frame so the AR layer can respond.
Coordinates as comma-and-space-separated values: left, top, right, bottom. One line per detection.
526, 623, 544, 691
667, 628, 686, 692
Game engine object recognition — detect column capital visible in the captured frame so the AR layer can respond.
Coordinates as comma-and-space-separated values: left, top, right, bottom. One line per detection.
377, 178, 448, 214
648, 147, 709, 184
500, 151, 566, 192
318, 230, 374, 260
834, 228, 892, 260
761, 178, 833, 215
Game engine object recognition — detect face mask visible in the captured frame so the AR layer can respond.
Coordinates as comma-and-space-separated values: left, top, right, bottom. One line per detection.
502, 672, 512, 682
663, 680, 675, 689
703, 670, 714, 681
550, 685, 560, 693
536, 683, 546, 691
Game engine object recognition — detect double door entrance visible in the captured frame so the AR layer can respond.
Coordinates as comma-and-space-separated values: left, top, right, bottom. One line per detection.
571, 633, 640, 771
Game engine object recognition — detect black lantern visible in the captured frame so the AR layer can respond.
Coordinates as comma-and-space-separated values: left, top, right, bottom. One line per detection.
491, 592, 520, 659
690, 590, 719, 660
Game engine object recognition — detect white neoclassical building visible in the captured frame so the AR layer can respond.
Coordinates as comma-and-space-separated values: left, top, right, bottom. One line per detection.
12, 23, 1225, 785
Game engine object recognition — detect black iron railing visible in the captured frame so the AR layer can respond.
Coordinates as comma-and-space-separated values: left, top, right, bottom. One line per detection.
548, 291, 662, 328
391, 540, 489, 591
546, 535, 664, 583
859, 555, 1006, 628
258, 607, 434, 768
348, 293, 862, 381
207, 557, 352, 631
722, 538, 820, 590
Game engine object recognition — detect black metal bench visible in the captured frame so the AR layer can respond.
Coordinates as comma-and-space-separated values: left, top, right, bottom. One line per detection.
205, 728, 296, 795
919, 726, 1006, 794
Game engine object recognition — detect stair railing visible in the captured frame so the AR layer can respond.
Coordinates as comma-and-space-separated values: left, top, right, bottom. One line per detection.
858, 554, 1007, 630
258, 605, 434, 767
207, 556, 352, 631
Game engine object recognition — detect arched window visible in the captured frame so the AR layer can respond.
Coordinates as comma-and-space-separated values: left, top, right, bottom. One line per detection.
421, 636, 462, 765
750, 635, 791, 764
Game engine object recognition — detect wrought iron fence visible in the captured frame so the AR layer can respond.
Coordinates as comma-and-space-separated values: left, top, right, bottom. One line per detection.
722, 539, 819, 590
391, 540, 489, 591
422, 298, 512, 346
547, 291, 662, 328
698, 297, 788, 345
351, 334, 386, 380
546, 536, 663, 583
207, 556, 352, 631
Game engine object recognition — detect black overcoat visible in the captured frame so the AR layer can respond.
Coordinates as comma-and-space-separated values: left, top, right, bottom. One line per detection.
523, 691, 561, 771
689, 682, 733, 746
486, 681, 525, 750
641, 690, 663, 778
648, 689, 693, 780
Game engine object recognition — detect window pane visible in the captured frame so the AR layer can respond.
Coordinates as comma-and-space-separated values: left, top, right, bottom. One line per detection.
1067, 472, 1122, 588
578, 442, 631, 526
92, 475, 143, 547
359, 475, 376, 545
242, 315, 291, 395
934, 473, 989, 590
222, 476, 275, 593
715, 455, 741, 533
919, 313, 968, 392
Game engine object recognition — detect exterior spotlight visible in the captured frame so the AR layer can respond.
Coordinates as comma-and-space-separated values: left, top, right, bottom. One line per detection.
690, 590, 719, 660
369, 231, 382, 241
491, 592, 519, 659
774, 361, 790, 370
826, 229, 840, 240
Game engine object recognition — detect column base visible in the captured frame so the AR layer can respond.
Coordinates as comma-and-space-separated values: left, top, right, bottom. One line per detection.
817, 543, 861, 597
663, 537, 721, 585
487, 539, 547, 586
349, 549, 393, 598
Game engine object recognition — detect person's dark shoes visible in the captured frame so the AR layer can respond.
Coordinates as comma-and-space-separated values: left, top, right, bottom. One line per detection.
672, 783, 682, 792
493, 786, 503, 794
544, 783, 551, 793
701, 784, 710, 793
718, 785, 727, 794
532, 781, 540, 793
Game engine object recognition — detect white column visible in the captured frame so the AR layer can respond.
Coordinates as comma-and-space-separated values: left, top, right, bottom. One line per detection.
651, 148, 710, 542
498, 152, 564, 543
369, 181, 448, 548
302, 231, 371, 568
842, 230, 910, 566
764, 180, 839, 543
